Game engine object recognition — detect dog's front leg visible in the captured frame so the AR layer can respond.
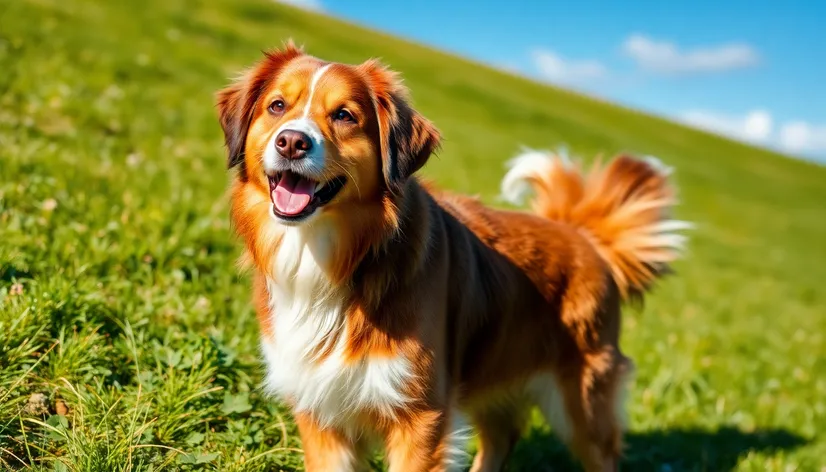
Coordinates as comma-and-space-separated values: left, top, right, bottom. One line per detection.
385, 407, 455, 472
295, 413, 367, 472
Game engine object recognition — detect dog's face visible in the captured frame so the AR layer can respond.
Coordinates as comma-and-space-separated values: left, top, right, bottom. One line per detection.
217, 43, 440, 227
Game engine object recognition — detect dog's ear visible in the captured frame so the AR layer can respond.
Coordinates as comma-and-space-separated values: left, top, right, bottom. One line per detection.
359, 60, 441, 195
216, 41, 304, 169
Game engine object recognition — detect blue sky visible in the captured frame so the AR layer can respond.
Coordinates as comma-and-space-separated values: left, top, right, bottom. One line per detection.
281, 0, 826, 161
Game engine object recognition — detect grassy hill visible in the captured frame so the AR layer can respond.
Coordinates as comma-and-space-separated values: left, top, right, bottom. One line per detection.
1, 0, 825, 470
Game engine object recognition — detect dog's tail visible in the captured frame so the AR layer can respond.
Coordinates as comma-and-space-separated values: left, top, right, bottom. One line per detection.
500, 149, 691, 301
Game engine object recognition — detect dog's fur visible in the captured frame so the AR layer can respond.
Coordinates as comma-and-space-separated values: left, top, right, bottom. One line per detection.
216, 42, 689, 472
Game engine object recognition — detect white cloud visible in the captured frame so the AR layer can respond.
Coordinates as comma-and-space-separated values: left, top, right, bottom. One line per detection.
680, 109, 826, 158
623, 34, 759, 74
779, 122, 826, 154
531, 49, 607, 85
274, 0, 323, 11
681, 109, 773, 144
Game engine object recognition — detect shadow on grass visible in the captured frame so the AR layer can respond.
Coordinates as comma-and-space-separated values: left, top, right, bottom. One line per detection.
0, 263, 33, 283
504, 426, 807, 471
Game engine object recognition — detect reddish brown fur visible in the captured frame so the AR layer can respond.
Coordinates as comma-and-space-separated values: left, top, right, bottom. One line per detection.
216, 43, 686, 472
519, 155, 684, 300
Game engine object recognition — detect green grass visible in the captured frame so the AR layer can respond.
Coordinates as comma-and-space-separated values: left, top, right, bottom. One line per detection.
1, 0, 825, 470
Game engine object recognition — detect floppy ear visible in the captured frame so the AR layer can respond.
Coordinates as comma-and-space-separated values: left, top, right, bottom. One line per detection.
216, 41, 304, 168
359, 60, 441, 195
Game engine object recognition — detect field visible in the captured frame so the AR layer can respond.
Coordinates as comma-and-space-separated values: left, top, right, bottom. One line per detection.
1, 0, 825, 470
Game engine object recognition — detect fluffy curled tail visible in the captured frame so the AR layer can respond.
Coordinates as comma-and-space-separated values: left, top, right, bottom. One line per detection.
501, 149, 691, 301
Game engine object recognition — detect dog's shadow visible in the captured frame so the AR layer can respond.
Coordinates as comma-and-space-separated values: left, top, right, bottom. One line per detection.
496, 425, 807, 471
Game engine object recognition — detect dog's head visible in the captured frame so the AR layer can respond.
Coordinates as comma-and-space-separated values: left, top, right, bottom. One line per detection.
217, 42, 440, 227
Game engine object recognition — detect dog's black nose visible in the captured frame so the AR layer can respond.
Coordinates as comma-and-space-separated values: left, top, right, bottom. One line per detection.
275, 129, 312, 160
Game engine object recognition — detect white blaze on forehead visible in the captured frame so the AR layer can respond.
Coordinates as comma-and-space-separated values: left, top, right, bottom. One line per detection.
302, 63, 333, 118
264, 63, 335, 176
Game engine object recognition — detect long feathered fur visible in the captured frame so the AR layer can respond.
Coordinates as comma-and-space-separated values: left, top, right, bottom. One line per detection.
501, 148, 691, 301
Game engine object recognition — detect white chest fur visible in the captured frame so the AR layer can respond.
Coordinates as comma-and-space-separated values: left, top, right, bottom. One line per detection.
260, 225, 414, 428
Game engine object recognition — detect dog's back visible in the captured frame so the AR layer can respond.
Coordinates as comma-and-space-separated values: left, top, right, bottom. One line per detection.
412, 150, 689, 471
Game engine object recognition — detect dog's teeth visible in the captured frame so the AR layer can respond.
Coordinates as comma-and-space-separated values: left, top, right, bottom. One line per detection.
315, 182, 323, 192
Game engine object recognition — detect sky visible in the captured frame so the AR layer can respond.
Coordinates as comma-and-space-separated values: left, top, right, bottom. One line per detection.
279, 0, 826, 162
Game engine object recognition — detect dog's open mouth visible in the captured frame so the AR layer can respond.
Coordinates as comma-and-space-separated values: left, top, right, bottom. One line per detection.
268, 170, 346, 221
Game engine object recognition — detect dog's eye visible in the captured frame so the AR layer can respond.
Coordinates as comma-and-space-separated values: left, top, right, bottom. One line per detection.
333, 108, 354, 123
268, 100, 285, 114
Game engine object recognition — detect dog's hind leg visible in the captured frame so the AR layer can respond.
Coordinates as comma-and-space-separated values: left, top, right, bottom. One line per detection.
468, 400, 530, 472
532, 349, 633, 472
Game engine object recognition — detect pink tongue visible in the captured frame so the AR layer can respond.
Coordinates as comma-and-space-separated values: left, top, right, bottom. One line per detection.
273, 173, 316, 215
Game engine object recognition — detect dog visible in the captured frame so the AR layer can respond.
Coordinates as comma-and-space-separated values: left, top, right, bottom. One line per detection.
216, 41, 688, 472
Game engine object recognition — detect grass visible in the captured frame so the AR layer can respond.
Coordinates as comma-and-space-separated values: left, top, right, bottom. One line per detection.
1, 0, 825, 470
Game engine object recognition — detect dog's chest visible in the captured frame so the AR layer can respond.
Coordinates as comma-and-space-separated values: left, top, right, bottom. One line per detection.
261, 298, 413, 426
260, 236, 413, 426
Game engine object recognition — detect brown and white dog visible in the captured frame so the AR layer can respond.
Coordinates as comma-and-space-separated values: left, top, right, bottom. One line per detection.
216, 41, 688, 472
